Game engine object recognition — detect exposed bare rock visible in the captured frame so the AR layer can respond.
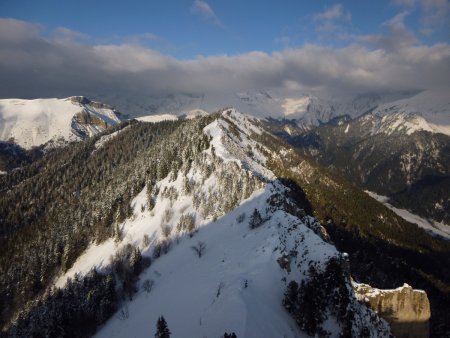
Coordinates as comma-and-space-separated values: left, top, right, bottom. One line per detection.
354, 282, 431, 338
69, 96, 113, 110
73, 110, 108, 129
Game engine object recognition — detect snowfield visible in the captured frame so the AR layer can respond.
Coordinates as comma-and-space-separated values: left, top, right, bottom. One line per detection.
136, 114, 178, 123
372, 89, 450, 137
0, 97, 122, 149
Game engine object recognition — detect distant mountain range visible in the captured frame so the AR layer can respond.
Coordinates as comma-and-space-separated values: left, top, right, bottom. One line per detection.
90, 88, 450, 135
268, 90, 450, 226
1, 89, 448, 150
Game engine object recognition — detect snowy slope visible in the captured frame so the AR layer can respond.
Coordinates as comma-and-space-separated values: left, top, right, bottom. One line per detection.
366, 191, 450, 240
183, 108, 209, 119
94, 188, 318, 338
50, 109, 393, 337
371, 89, 450, 136
135, 109, 208, 123
0, 97, 122, 149
135, 114, 178, 123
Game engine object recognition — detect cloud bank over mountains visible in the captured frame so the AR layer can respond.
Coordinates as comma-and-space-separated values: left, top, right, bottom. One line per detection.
0, 16, 449, 113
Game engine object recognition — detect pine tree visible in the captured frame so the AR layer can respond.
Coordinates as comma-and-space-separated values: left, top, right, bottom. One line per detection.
155, 316, 171, 338
249, 208, 263, 229
223, 333, 237, 338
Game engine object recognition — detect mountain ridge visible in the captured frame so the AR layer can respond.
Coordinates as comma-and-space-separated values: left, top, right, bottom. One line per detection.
0, 96, 124, 149
1, 107, 449, 337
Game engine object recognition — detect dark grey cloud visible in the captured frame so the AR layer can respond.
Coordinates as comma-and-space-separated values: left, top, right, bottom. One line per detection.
0, 18, 449, 115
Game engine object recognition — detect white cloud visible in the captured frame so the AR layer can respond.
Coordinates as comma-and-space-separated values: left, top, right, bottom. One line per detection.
392, 0, 450, 33
52, 27, 89, 43
314, 4, 351, 22
191, 0, 224, 27
312, 4, 352, 38
0, 18, 449, 113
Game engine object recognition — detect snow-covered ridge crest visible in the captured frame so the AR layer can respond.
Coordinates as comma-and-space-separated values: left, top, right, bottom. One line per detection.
49, 112, 391, 337
56, 109, 269, 286
135, 109, 208, 123
136, 114, 178, 123
371, 89, 450, 137
0, 96, 123, 149
204, 108, 273, 180
370, 111, 438, 136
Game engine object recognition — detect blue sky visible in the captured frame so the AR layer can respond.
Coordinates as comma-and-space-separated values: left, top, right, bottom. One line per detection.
1, 0, 448, 58
0, 0, 449, 108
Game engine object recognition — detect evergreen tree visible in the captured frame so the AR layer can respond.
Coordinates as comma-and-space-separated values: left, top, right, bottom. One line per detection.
223, 333, 237, 338
155, 316, 171, 338
249, 208, 263, 229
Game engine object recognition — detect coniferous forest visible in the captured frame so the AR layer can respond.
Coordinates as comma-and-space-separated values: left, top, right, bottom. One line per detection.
0, 117, 215, 334
1, 112, 449, 337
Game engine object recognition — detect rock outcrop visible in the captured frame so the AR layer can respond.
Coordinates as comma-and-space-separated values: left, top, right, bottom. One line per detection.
73, 110, 109, 129
69, 96, 113, 109
354, 282, 431, 338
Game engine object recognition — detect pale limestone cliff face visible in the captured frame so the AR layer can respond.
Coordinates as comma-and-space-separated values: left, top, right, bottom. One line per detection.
73, 110, 109, 129
354, 282, 430, 338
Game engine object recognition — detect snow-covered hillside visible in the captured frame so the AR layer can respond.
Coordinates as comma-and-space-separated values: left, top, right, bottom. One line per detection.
51, 109, 392, 337
135, 109, 209, 123
366, 191, 450, 240
135, 114, 178, 123
371, 89, 450, 137
0, 96, 122, 149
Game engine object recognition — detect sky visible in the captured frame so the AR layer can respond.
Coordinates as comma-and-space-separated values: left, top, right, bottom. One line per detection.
0, 0, 449, 113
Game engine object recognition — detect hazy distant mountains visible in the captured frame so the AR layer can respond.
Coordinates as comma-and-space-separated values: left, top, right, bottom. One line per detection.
92, 89, 449, 135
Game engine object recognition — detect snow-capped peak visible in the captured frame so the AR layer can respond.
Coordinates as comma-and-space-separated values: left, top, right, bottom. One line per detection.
372, 89, 450, 137
0, 96, 123, 149
370, 111, 437, 136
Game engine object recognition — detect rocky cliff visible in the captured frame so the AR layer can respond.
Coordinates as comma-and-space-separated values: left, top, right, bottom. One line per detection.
354, 283, 431, 338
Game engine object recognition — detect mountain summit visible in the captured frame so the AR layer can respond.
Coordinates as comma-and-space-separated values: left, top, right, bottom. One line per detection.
0, 96, 123, 149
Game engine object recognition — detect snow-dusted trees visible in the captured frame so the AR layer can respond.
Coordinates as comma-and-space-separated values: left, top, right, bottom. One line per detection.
155, 316, 171, 338
223, 333, 237, 338
8, 269, 117, 337
249, 208, 263, 229
176, 213, 196, 234
282, 258, 356, 337
191, 241, 206, 258
161, 224, 172, 239
0, 120, 194, 327
142, 279, 155, 293
188, 155, 263, 221
236, 212, 246, 223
